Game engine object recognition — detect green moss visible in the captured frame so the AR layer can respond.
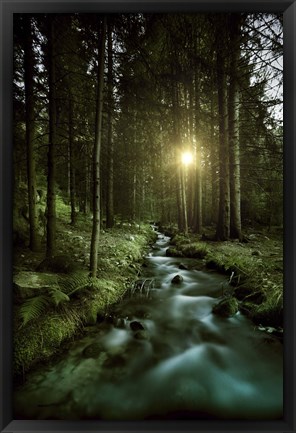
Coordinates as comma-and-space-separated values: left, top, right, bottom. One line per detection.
212, 297, 239, 317
13, 223, 155, 378
166, 247, 183, 257
170, 234, 190, 246
182, 243, 209, 259
164, 227, 283, 329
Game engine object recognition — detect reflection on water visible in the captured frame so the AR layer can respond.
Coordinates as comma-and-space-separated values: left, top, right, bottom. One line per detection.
13, 230, 283, 420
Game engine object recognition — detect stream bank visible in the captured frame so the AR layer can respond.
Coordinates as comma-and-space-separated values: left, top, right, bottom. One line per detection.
13, 228, 283, 420
13, 221, 157, 379
161, 225, 283, 332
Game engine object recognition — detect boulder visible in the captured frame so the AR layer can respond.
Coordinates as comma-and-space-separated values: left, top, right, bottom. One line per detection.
13, 271, 59, 300
171, 274, 183, 284
212, 297, 239, 318
179, 263, 188, 270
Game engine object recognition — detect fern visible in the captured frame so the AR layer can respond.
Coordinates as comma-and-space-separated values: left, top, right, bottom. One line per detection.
49, 288, 70, 306
18, 273, 105, 327
57, 274, 101, 297
19, 295, 49, 327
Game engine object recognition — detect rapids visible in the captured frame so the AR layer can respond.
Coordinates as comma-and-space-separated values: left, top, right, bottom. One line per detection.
13, 229, 283, 420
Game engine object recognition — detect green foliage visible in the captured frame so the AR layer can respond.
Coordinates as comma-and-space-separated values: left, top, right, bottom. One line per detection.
182, 243, 209, 259
213, 297, 239, 318
19, 295, 50, 326
205, 250, 258, 280
170, 234, 190, 246
56, 193, 71, 219
252, 303, 283, 328
18, 287, 71, 326
58, 273, 102, 296
49, 288, 70, 306
166, 247, 183, 257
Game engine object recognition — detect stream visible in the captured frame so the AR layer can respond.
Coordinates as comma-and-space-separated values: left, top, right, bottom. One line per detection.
13, 229, 283, 420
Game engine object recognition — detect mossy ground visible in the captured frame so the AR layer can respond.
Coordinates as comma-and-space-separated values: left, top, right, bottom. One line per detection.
13, 209, 157, 380
164, 226, 283, 329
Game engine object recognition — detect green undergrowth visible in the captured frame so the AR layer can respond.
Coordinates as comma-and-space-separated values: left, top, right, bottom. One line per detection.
167, 230, 283, 329
13, 217, 157, 379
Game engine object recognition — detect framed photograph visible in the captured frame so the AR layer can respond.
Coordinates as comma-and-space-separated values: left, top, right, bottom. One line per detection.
1, 0, 295, 432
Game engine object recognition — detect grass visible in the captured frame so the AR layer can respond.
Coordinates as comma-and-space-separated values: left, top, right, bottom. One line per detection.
166, 228, 283, 329
13, 204, 157, 379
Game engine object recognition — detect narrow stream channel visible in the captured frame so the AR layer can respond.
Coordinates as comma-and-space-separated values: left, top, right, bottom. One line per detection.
14, 228, 283, 420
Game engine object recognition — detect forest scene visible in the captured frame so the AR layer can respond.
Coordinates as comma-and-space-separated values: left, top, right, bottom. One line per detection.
13, 12, 283, 420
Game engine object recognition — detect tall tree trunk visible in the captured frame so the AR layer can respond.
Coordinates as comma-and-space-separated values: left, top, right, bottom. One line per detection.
24, 16, 39, 251
210, 82, 218, 224
90, 17, 107, 277
46, 15, 57, 258
170, 64, 185, 231
187, 81, 194, 228
84, 152, 90, 214
106, 20, 114, 228
193, 36, 202, 234
229, 14, 242, 240
215, 19, 230, 241
132, 170, 137, 221
68, 92, 76, 225
181, 166, 188, 234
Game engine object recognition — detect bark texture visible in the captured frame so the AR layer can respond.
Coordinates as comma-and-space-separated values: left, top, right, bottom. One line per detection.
90, 17, 107, 277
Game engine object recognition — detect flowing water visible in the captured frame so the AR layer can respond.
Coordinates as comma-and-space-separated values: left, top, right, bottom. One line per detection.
13, 229, 283, 420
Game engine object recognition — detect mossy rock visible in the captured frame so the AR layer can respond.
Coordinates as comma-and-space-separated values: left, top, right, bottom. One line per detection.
37, 255, 79, 274
182, 245, 208, 259
166, 247, 182, 257
13, 271, 59, 300
170, 234, 190, 246
212, 297, 239, 318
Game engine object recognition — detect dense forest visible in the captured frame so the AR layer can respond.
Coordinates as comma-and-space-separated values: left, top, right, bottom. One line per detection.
12, 12, 284, 420
13, 13, 283, 253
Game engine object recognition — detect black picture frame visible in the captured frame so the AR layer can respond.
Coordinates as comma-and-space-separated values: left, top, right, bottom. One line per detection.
1, 0, 295, 432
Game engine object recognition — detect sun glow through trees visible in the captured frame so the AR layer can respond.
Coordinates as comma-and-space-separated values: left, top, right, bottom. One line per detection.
181, 151, 193, 166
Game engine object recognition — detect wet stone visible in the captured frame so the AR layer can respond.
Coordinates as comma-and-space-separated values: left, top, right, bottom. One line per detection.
179, 264, 188, 270
130, 320, 145, 332
171, 274, 184, 284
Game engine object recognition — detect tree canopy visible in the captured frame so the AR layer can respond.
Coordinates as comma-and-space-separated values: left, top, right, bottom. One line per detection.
13, 12, 283, 262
